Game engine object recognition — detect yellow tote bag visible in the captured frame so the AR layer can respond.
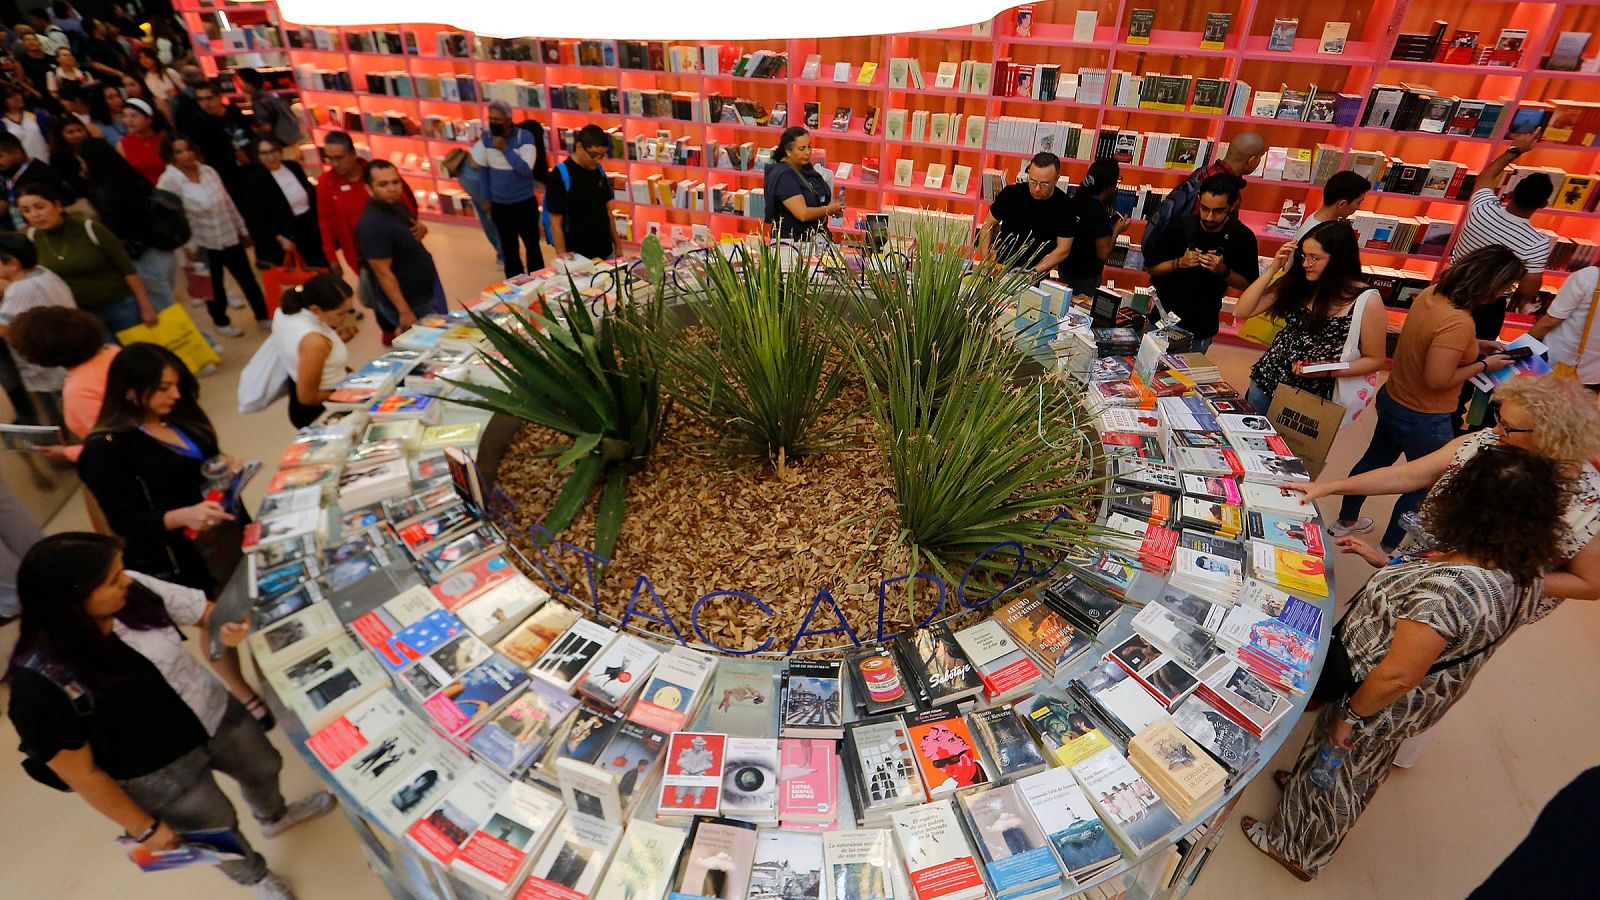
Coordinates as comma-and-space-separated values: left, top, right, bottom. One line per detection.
115, 304, 222, 375
1237, 312, 1286, 346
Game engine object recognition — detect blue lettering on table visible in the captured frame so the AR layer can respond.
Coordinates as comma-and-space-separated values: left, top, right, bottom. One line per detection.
787, 588, 862, 655
691, 591, 775, 655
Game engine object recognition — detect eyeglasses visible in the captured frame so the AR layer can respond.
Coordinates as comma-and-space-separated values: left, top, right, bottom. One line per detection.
1026, 179, 1054, 189
1489, 402, 1536, 434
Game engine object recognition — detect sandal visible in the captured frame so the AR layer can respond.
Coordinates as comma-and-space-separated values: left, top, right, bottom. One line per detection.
1273, 769, 1291, 791
1240, 816, 1313, 882
245, 695, 277, 732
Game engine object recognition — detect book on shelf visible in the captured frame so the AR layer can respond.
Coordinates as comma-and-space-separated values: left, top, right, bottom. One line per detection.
1127, 721, 1228, 820
858, 60, 880, 84
1545, 32, 1591, 72
1073, 10, 1098, 42
924, 163, 948, 190
890, 799, 987, 900
800, 53, 821, 79
1319, 22, 1350, 55
1127, 8, 1154, 45
405, 764, 506, 868
516, 812, 622, 900
1200, 13, 1231, 50
894, 158, 915, 188
1268, 18, 1299, 52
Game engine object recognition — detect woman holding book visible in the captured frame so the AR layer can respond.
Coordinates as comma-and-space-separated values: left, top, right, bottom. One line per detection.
1232, 221, 1387, 413
1321, 246, 1526, 551
4, 533, 332, 898
1243, 445, 1567, 880
765, 126, 842, 242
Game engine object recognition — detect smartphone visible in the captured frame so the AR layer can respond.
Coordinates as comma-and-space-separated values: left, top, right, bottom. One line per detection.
1501, 346, 1534, 363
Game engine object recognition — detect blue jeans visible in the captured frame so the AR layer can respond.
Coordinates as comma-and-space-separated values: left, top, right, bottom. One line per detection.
133, 248, 177, 312
1189, 336, 1214, 354
1247, 380, 1273, 414
1338, 386, 1456, 548
92, 287, 175, 341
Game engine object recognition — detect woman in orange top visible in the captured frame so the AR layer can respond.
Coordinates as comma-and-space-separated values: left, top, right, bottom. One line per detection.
9, 305, 117, 462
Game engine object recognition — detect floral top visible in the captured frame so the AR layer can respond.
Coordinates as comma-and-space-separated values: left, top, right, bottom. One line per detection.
1434, 431, 1600, 562
1248, 290, 1375, 400
1343, 560, 1542, 742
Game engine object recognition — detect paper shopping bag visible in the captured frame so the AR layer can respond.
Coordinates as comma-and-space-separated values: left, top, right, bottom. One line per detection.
1268, 384, 1344, 478
115, 304, 222, 375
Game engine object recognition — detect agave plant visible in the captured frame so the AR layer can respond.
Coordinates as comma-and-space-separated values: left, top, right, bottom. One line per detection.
859, 331, 1103, 590
647, 241, 852, 472
448, 238, 668, 561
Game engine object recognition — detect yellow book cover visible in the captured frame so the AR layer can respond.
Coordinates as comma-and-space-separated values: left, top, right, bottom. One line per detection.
857, 61, 879, 84
1251, 543, 1327, 597
1555, 174, 1596, 211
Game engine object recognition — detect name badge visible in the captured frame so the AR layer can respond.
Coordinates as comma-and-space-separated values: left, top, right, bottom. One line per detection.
341, 184, 351, 191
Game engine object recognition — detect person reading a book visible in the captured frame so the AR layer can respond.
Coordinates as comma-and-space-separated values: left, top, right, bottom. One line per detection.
1318, 246, 1527, 550
4, 533, 334, 899
1061, 157, 1130, 297
545, 123, 619, 263
1232, 221, 1385, 411
469, 99, 544, 277
978, 151, 1074, 278
1143, 173, 1259, 353
357, 160, 444, 334
270, 273, 357, 428
765, 126, 841, 242
1243, 446, 1567, 881
1294, 170, 1370, 239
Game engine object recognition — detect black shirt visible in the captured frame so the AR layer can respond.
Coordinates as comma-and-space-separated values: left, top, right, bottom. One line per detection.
9, 637, 210, 780
1062, 196, 1115, 283
357, 197, 439, 301
545, 157, 614, 259
16, 52, 53, 94
1143, 215, 1261, 340
78, 427, 221, 592
179, 106, 251, 196
767, 162, 830, 242
990, 183, 1076, 270
4, 158, 75, 206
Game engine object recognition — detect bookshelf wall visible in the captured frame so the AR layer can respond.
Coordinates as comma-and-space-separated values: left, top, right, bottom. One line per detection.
176, 0, 1600, 306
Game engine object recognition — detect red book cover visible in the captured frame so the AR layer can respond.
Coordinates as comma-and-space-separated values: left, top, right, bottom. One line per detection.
982, 654, 1040, 698
430, 553, 518, 611
658, 732, 727, 815
518, 878, 585, 900
905, 709, 992, 799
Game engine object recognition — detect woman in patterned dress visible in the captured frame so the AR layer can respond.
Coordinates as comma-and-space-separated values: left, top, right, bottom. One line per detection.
1242, 445, 1570, 879
1287, 374, 1600, 602
1231, 220, 1389, 414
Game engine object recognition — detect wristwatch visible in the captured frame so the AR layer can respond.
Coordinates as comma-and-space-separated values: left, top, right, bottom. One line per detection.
1341, 701, 1374, 728
1505, 146, 1524, 156
131, 819, 161, 842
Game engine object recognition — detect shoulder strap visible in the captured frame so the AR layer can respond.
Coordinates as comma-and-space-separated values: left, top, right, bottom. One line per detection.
1573, 273, 1600, 361
17, 652, 95, 716
557, 159, 572, 191
1340, 288, 1378, 360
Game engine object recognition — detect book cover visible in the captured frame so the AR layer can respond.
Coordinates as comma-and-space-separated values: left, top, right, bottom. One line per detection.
467, 679, 582, 777
556, 758, 624, 823
1069, 748, 1181, 854
595, 720, 669, 809
822, 829, 896, 900
1171, 695, 1261, 775
517, 812, 623, 900
531, 619, 617, 691
1319, 21, 1350, 54
889, 799, 986, 900
749, 830, 823, 900
365, 745, 471, 837
1249, 542, 1328, 597
957, 785, 1058, 897
592, 820, 687, 900
660, 732, 728, 817
401, 632, 492, 702
455, 576, 546, 646
406, 763, 506, 866
781, 659, 844, 737
905, 707, 992, 800
630, 646, 718, 734
452, 780, 566, 893
894, 623, 983, 706
496, 603, 582, 669
430, 552, 520, 611
994, 593, 1091, 674
965, 706, 1047, 781
704, 658, 780, 737
719, 737, 780, 822
778, 737, 839, 824
1016, 767, 1120, 880
1268, 18, 1299, 51
1200, 13, 1231, 49
844, 717, 924, 820
1018, 693, 1111, 767
577, 634, 662, 709
951, 619, 1040, 699
1127, 9, 1154, 44
422, 653, 531, 735
249, 602, 345, 672
845, 644, 915, 716
673, 816, 759, 900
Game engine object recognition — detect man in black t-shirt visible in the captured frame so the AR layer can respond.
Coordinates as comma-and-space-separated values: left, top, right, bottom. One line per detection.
979, 151, 1075, 276
180, 84, 252, 202
546, 124, 619, 261
1143, 173, 1259, 352
358, 161, 443, 332
1061, 158, 1132, 296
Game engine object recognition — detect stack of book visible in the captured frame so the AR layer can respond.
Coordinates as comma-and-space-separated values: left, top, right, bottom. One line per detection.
895, 623, 987, 708
952, 619, 1041, 703
779, 659, 845, 740
966, 705, 1048, 782
1016, 767, 1122, 884
957, 785, 1062, 900
1069, 747, 1183, 857
1041, 574, 1123, 638
844, 644, 919, 718
1170, 694, 1263, 777
841, 715, 925, 826
890, 799, 988, 900
1127, 721, 1228, 820
995, 592, 1095, 678
1193, 660, 1295, 739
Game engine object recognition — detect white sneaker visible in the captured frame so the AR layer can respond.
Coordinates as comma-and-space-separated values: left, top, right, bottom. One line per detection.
1327, 517, 1374, 537
250, 873, 295, 900
260, 791, 337, 838
196, 363, 220, 377
215, 324, 245, 337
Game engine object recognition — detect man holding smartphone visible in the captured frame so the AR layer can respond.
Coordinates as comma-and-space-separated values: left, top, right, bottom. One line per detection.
470, 99, 544, 277
1143, 173, 1259, 352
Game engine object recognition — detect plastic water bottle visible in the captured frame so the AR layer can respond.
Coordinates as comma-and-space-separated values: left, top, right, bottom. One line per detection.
1307, 742, 1347, 791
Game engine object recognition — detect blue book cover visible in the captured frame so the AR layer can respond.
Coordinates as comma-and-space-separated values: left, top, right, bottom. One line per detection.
378, 609, 463, 672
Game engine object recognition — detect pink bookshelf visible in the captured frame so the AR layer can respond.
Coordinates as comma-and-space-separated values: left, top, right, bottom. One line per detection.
176, 0, 1600, 295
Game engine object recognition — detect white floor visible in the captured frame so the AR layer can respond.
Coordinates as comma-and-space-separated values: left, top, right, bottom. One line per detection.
1, 220, 1595, 899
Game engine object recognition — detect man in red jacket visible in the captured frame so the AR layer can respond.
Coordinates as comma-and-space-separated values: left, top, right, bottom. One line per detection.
317, 130, 422, 342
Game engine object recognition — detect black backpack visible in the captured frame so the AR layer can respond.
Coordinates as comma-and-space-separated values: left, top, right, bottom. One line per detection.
144, 188, 192, 252
14, 653, 93, 792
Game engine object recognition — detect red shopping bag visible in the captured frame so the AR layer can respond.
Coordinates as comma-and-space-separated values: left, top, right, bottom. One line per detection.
262, 248, 324, 316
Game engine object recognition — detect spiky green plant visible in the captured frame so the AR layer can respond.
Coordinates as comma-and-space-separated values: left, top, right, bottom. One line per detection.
447, 238, 668, 561
859, 330, 1102, 588
648, 241, 852, 471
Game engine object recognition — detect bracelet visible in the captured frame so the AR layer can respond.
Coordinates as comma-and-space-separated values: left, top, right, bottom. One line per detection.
131, 818, 161, 842
1341, 701, 1374, 727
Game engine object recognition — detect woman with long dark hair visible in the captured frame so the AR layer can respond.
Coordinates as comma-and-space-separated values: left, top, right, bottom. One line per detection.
4, 533, 330, 898
1232, 220, 1387, 412
764, 126, 841, 241
1330, 245, 1527, 550
270, 273, 356, 427
157, 132, 268, 335
1244, 446, 1567, 880
242, 135, 327, 269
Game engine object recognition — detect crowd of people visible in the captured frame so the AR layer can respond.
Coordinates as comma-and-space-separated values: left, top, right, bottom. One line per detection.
0, 27, 1595, 896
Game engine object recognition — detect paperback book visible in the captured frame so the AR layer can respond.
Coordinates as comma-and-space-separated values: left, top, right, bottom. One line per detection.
1016, 767, 1121, 883
889, 799, 987, 900
822, 829, 898, 900
965, 705, 1048, 782
1069, 747, 1182, 855
592, 820, 687, 900
703, 658, 780, 737
629, 646, 718, 734
719, 737, 780, 823
778, 737, 839, 826
452, 779, 566, 894
659, 731, 728, 818
576, 634, 662, 709
957, 785, 1060, 900
842, 715, 925, 825
905, 706, 993, 799
516, 812, 623, 900
750, 830, 823, 900
406, 763, 506, 866
781, 659, 845, 739
894, 623, 985, 707
530, 619, 618, 692
672, 816, 759, 900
